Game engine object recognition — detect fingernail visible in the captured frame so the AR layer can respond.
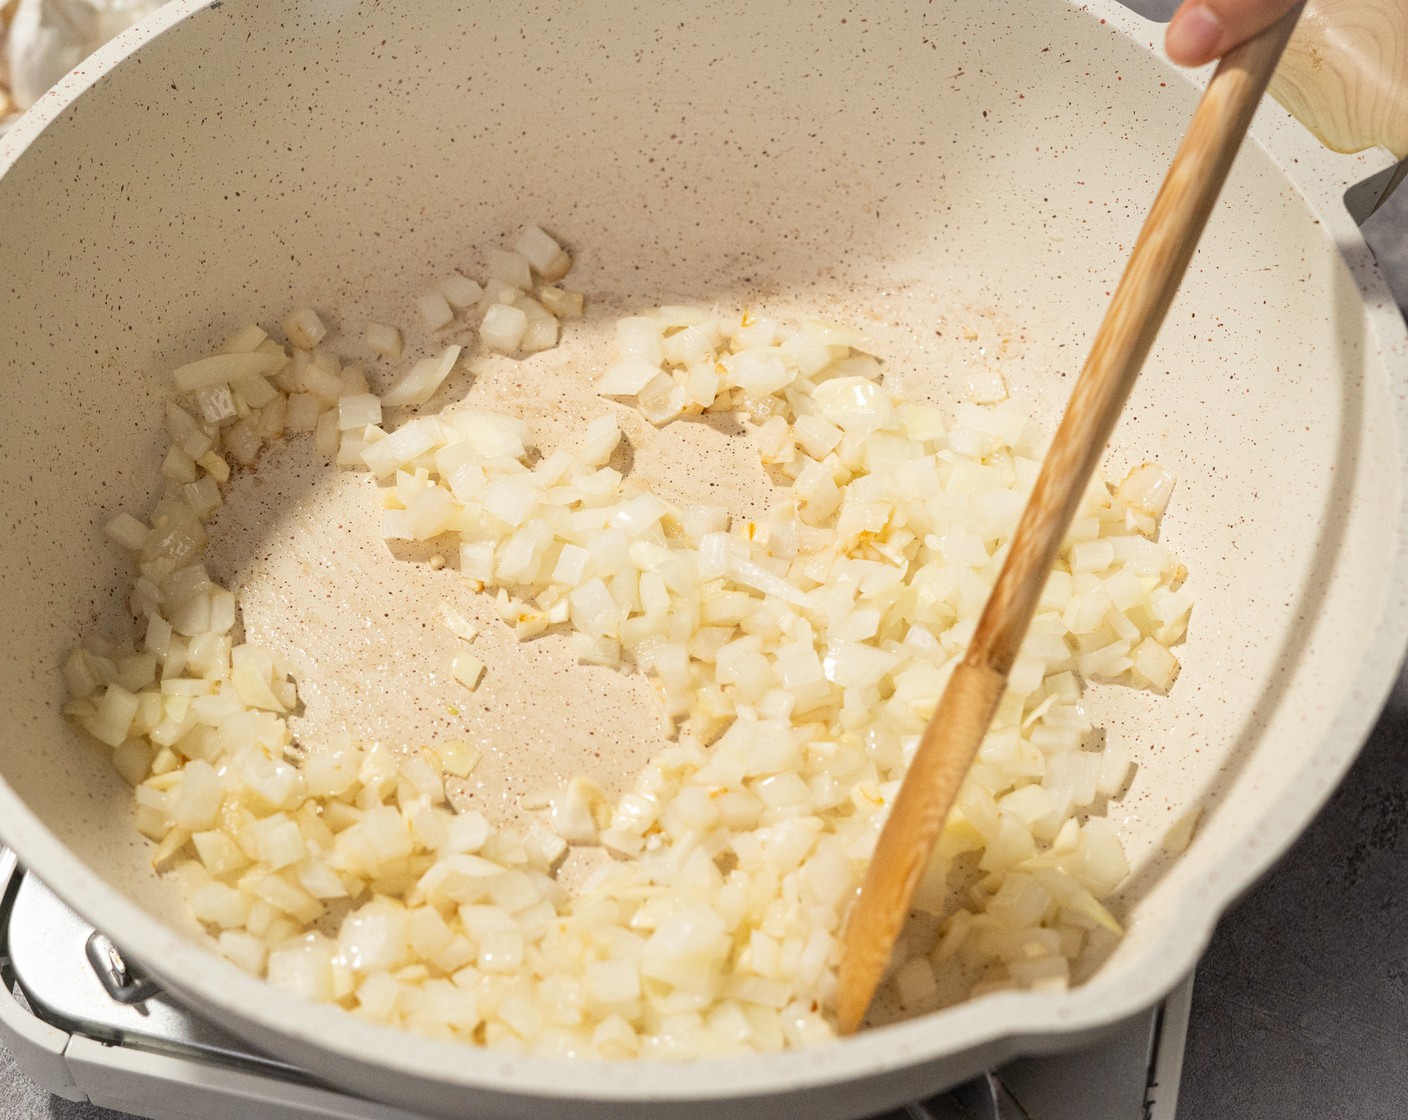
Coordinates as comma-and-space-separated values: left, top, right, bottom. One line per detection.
1166, 5, 1224, 65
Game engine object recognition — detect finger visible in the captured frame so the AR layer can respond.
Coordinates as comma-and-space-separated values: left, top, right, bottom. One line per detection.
1165, 0, 1301, 67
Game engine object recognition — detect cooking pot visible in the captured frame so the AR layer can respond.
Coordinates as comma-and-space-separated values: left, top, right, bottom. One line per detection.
0, 1, 1405, 1117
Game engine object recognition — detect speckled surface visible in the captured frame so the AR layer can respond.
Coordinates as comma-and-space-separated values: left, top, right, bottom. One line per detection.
0, 0, 1405, 1117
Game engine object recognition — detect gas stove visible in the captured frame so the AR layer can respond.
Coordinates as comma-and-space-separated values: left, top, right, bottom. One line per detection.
0, 845, 1190, 1120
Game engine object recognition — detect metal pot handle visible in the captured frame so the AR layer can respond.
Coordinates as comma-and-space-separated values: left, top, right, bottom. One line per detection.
1269, 0, 1408, 158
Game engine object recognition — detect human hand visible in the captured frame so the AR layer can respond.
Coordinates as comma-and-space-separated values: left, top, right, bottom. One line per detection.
1166, 0, 1304, 66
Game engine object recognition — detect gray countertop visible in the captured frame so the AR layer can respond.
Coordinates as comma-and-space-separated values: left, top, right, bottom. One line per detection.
1178, 660, 1408, 1119
1178, 199, 1408, 1111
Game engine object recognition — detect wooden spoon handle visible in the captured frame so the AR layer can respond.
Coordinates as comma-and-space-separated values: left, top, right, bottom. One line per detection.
835, 4, 1305, 1036
968, 7, 1303, 673
835, 662, 1006, 1033
1270, 0, 1408, 158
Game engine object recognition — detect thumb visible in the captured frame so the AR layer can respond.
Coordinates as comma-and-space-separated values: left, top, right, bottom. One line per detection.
1165, 0, 1301, 67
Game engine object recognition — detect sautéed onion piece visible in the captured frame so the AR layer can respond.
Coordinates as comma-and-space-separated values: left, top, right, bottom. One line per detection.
65, 241, 1192, 1058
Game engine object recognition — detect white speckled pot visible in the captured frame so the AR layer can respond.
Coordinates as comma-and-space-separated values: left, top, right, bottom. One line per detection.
0, 1, 1405, 1116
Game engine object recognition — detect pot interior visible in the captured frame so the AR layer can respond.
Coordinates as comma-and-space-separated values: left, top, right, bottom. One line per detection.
0, 0, 1399, 1101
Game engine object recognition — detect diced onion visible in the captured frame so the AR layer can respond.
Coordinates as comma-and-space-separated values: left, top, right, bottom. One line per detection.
281, 308, 327, 351
451, 651, 485, 691
480, 304, 529, 353
487, 248, 534, 291
439, 273, 484, 311
173, 351, 284, 393
513, 225, 572, 282
1162, 805, 1203, 853
380, 347, 461, 410
364, 322, 403, 360
417, 291, 454, 332
70, 260, 1193, 1063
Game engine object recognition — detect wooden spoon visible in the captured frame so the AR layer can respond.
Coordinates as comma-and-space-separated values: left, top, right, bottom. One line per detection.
835, 2, 1307, 1035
